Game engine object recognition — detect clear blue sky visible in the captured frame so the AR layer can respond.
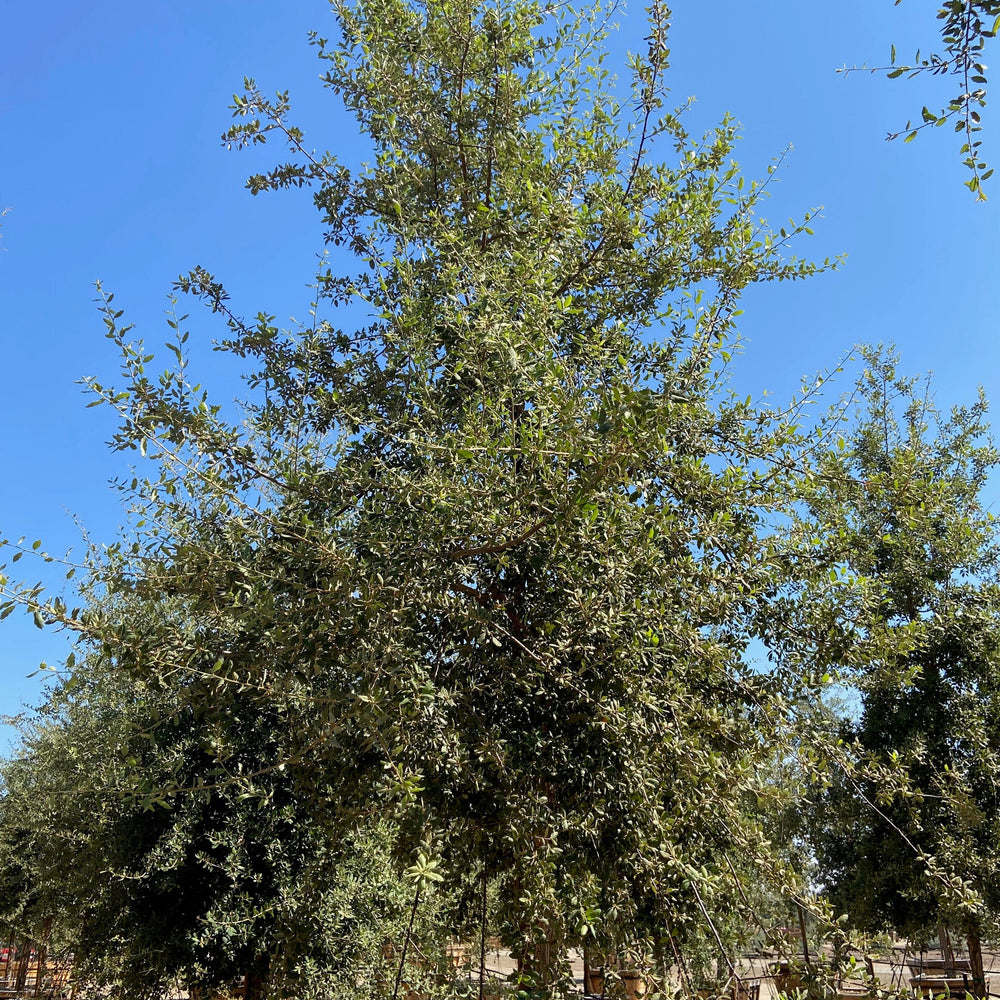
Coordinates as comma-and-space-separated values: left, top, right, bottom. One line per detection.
2, 1, 998, 744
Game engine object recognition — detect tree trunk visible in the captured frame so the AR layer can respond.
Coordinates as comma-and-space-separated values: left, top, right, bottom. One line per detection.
244, 953, 270, 1000
966, 923, 985, 999
509, 862, 565, 994
34, 917, 51, 998
15, 939, 31, 994
513, 921, 563, 991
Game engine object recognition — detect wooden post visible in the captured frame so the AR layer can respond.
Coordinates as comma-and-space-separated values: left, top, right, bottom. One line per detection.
893, 943, 908, 991
938, 925, 956, 971
796, 903, 812, 974
3, 933, 12, 986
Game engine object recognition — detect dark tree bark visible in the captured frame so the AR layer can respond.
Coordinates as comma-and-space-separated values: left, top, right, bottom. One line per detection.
244, 952, 271, 1000
966, 922, 986, 999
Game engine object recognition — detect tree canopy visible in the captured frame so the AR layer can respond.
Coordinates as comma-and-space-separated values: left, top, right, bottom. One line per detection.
1, 1, 998, 998
801, 353, 1000, 953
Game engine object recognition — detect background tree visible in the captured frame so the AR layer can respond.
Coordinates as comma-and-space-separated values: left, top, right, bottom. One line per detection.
784, 348, 1000, 989
0, 652, 305, 1000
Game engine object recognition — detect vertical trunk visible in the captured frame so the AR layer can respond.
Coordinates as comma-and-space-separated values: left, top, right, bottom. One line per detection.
34, 917, 52, 998
965, 923, 985, 999
479, 870, 488, 1000
513, 922, 562, 992
529, 931, 556, 987
67, 922, 85, 1000
33, 941, 45, 996
244, 954, 270, 1000
509, 866, 564, 993
244, 974, 265, 1000
15, 938, 31, 993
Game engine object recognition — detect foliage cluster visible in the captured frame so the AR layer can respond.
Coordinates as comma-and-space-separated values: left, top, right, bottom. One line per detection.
847, 0, 1000, 196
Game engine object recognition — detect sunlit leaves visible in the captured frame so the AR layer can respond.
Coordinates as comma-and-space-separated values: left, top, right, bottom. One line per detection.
849, 1, 1000, 197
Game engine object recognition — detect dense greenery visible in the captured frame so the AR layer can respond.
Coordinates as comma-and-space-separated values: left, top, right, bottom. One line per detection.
802, 352, 1000, 972
1, 1, 1000, 998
